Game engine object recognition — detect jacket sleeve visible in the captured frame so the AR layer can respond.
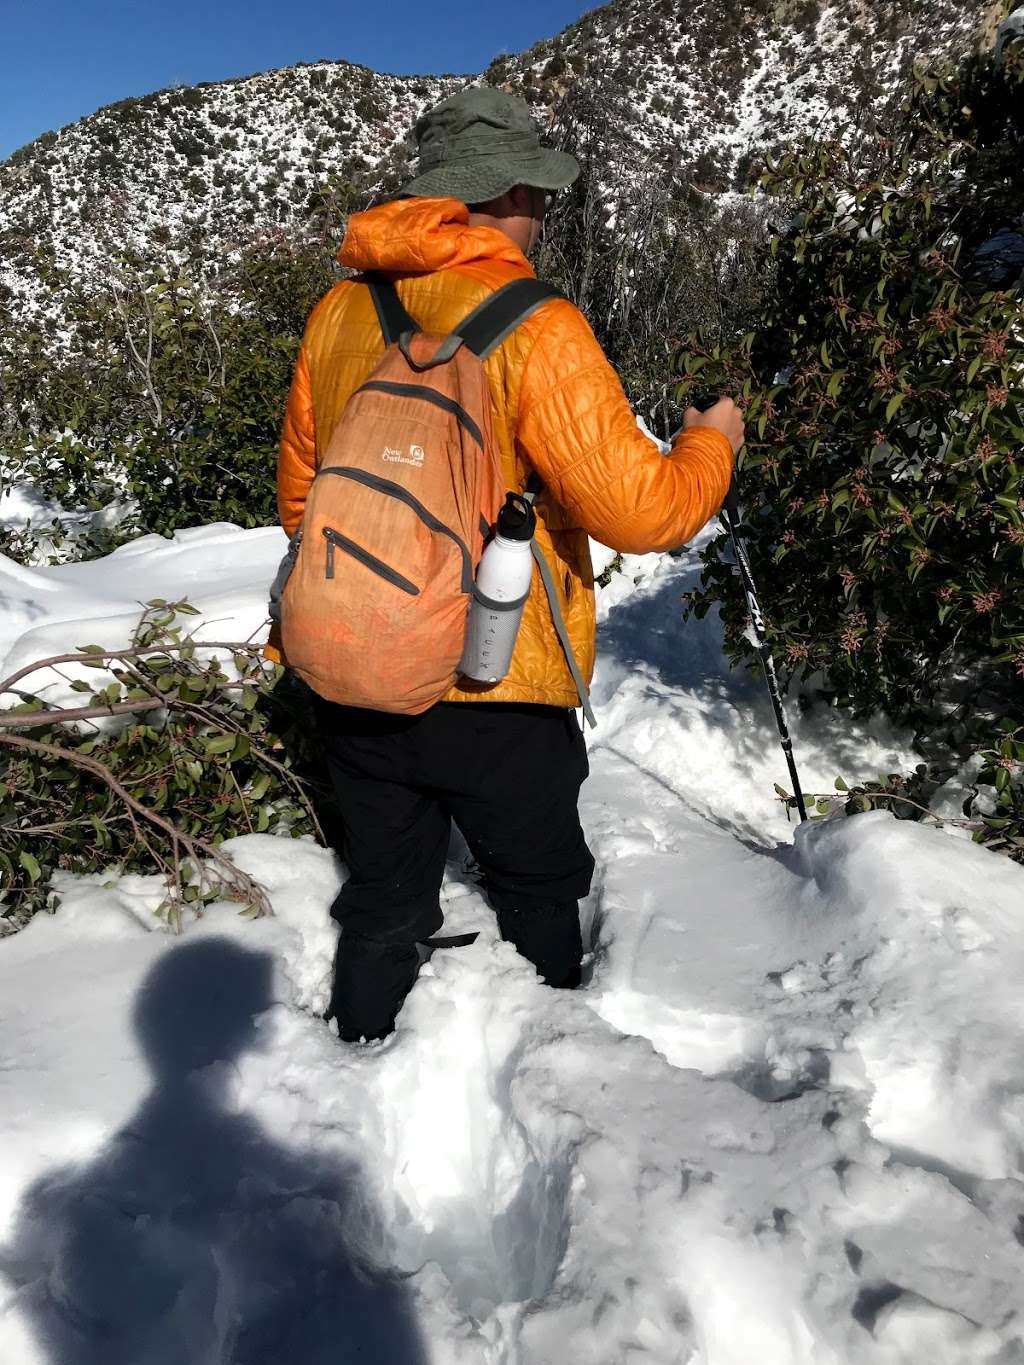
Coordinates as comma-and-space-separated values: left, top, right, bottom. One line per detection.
277, 346, 317, 537
516, 300, 734, 554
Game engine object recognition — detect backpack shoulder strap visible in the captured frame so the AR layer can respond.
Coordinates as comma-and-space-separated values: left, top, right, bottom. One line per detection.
363, 273, 563, 356
456, 279, 565, 360
364, 272, 417, 346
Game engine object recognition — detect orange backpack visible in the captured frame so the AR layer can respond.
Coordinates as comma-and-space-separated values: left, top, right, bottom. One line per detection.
277, 275, 563, 714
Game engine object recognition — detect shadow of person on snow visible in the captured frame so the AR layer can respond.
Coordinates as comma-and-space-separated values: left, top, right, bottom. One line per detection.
1, 938, 427, 1365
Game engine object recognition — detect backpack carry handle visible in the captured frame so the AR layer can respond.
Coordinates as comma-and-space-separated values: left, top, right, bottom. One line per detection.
398, 330, 465, 370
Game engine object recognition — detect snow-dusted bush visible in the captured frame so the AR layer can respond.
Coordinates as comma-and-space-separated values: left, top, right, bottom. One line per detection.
1, 227, 342, 558
535, 76, 772, 430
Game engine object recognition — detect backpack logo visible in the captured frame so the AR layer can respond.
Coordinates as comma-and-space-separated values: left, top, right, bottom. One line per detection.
383, 444, 425, 468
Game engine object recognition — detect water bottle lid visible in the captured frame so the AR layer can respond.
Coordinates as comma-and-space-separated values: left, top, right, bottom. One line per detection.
495, 491, 536, 542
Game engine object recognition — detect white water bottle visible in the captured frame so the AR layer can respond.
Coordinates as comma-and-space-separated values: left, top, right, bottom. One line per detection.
458, 492, 536, 683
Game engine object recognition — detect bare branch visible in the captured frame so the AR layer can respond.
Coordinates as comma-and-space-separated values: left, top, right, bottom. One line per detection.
0, 698, 161, 729
0, 641, 268, 698
1, 732, 273, 917
111, 280, 163, 427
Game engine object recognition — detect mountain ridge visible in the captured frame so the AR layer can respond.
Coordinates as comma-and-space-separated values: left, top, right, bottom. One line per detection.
0, 0, 1002, 332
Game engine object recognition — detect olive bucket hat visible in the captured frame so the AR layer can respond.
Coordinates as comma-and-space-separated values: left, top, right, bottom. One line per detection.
399, 86, 580, 204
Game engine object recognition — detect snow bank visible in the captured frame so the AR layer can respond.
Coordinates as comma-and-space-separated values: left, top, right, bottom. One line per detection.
2, 517, 1023, 1363
591, 534, 919, 843
0, 522, 285, 705
796, 813, 1024, 1182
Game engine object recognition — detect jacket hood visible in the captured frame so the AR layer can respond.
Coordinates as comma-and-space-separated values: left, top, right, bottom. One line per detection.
338, 197, 534, 276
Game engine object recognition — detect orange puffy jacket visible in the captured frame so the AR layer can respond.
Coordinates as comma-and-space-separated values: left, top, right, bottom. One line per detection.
277, 197, 734, 709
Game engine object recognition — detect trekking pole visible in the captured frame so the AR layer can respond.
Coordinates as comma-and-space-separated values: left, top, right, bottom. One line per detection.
686, 393, 807, 821
719, 478, 808, 823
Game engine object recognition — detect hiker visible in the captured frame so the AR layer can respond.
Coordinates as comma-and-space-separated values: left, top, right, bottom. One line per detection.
275, 86, 744, 1042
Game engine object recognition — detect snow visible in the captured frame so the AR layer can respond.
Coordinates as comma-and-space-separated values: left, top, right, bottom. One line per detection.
2, 517, 1024, 1362
0, 522, 286, 710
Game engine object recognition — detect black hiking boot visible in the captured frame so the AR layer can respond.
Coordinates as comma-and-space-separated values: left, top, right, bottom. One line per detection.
326, 931, 420, 1042
496, 901, 583, 989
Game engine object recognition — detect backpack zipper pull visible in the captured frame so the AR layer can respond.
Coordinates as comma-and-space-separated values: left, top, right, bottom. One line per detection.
324, 527, 335, 579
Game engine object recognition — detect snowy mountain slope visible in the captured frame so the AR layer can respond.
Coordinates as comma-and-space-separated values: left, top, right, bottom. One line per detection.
0, 61, 460, 329
1, 520, 1023, 1362
495, 0, 997, 181
0, 0, 997, 332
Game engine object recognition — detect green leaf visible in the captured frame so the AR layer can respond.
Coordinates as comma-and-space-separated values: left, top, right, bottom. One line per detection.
204, 733, 236, 756
19, 851, 42, 884
885, 393, 906, 422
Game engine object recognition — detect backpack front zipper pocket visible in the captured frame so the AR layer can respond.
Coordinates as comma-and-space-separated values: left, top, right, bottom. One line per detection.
322, 526, 419, 596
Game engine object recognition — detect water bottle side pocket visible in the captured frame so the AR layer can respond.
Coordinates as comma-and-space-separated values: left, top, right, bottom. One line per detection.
269, 529, 302, 625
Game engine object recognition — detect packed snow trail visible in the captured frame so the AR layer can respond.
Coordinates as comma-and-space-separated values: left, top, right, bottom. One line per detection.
1, 526, 1023, 1362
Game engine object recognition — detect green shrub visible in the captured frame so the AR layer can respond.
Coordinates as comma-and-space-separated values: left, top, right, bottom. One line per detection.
679, 37, 1024, 722
1, 227, 344, 549
786, 717, 1024, 863
973, 721, 1024, 858
353, 94, 386, 122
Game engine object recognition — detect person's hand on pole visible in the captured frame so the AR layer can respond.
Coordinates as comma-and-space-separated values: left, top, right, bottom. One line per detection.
682, 396, 746, 455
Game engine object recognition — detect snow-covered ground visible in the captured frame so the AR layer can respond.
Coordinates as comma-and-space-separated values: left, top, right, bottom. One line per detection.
1, 518, 1023, 1363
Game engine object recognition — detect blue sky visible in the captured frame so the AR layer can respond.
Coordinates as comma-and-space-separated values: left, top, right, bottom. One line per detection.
1, 0, 592, 160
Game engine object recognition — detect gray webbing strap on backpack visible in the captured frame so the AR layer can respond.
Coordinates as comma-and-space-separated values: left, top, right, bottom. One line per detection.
529, 540, 597, 729
365, 273, 416, 345
458, 284, 595, 725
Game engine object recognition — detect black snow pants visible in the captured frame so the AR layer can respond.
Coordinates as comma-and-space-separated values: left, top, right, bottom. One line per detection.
314, 699, 595, 1041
